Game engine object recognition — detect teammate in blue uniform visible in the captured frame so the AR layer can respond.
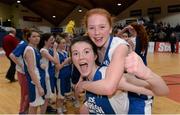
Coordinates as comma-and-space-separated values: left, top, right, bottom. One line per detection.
10, 40, 29, 114
38, 33, 58, 113
23, 29, 46, 114
71, 36, 129, 114
120, 23, 153, 114
55, 36, 71, 114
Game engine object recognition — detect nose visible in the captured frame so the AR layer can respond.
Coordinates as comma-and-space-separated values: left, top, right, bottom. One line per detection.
79, 52, 85, 59
94, 27, 100, 35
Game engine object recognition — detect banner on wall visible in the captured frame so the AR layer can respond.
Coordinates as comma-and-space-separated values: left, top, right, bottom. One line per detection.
155, 42, 179, 53
148, 42, 155, 53
23, 16, 42, 22
155, 42, 171, 52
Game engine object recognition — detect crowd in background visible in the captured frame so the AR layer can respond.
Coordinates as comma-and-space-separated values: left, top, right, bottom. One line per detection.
113, 20, 180, 42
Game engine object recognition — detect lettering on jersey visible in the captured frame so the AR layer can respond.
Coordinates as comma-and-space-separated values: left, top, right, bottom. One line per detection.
87, 97, 105, 114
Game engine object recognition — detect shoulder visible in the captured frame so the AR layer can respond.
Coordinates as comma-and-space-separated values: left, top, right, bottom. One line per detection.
109, 37, 129, 54
24, 46, 34, 55
112, 37, 128, 45
40, 48, 48, 53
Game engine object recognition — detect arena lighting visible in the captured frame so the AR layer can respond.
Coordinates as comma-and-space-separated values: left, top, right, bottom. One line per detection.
117, 3, 122, 6
52, 15, 56, 18
17, 0, 21, 4
78, 8, 82, 13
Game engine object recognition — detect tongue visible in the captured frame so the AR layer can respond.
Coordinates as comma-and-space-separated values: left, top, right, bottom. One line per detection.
80, 64, 88, 73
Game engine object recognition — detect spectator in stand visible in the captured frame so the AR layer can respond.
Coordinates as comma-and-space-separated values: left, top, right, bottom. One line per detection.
170, 32, 177, 53
2, 27, 19, 82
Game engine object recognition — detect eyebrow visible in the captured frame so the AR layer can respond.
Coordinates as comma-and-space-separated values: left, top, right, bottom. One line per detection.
88, 24, 107, 26
71, 47, 92, 52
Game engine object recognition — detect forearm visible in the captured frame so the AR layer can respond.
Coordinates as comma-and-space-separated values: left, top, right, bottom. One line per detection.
118, 80, 154, 96
53, 49, 59, 64
144, 68, 169, 96
125, 73, 150, 88
9, 53, 22, 67
82, 79, 117, 96
28, 69, 42, 89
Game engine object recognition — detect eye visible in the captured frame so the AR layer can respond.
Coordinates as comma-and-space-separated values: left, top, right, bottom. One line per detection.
72, 52, 79, 56
84, 49, 92, 55
88, 26, 94, 30
85, 50, 90, 54
100, 25, 105, 29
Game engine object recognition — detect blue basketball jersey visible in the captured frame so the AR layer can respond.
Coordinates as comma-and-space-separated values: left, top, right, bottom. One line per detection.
12, 40, 28, 73
100, 36, 128, 66
86, 66, 129, 114
57, 50, 71, 78
48, 48, 56, 92
24, 46, 46, 104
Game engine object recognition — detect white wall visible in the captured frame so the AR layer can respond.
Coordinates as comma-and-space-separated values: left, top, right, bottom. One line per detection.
116, 0, 180, 27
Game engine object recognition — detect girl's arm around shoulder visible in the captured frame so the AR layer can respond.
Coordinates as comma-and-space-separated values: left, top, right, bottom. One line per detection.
80, 44, 129, 95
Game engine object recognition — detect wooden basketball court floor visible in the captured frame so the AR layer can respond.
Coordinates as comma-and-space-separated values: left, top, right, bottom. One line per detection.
0, 52, 180, 114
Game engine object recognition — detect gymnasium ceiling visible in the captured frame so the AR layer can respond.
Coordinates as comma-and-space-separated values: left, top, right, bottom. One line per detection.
0, 0, 138, 26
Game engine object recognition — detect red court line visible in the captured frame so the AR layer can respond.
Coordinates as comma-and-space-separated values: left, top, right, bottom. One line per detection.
162, 74, 180, 103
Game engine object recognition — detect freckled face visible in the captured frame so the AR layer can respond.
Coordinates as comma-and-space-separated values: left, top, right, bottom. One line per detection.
87, 14, 112, 47
71, 42, 97, 77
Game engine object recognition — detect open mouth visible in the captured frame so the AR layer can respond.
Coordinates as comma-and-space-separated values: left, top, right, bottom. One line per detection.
79, 62, 88, 74
94, 37, 103, 45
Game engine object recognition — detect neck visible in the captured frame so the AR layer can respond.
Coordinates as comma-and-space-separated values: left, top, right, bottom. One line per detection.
88, 65, 99, 81
58, 49, 64, 52
9, 33, 15, 37
29, 43, 37, 48
44, 46, 49, 49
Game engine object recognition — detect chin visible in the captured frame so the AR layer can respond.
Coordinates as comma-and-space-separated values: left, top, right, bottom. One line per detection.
81, 73, 89, 77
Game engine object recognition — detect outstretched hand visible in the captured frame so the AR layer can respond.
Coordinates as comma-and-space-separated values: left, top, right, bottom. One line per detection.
125, 51, 150, 80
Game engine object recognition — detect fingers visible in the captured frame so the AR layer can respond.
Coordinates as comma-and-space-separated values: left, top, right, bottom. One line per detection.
125, 52, 138, 73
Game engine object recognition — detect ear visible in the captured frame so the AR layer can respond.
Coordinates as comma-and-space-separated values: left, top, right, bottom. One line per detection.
109, 27, 112, 34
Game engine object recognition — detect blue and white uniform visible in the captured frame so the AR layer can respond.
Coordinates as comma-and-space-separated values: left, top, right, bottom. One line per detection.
40, 48, 54, 99
24, 46, 45, 107
48, 48, 56, 93
56, 50, 72, 98
12, 40, 28, 73
128, 36, 153, 114
96, 36, 129, 113
85, 66, 129, 114
100, 36, 128, 66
